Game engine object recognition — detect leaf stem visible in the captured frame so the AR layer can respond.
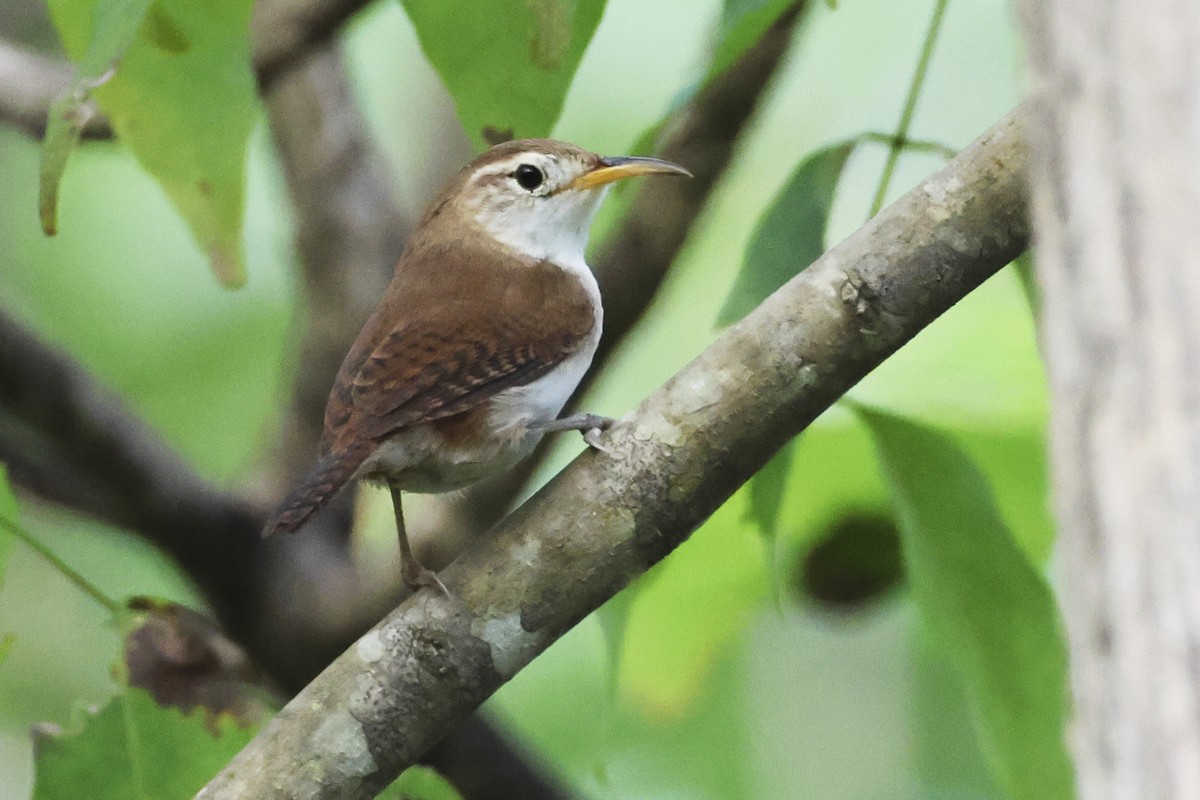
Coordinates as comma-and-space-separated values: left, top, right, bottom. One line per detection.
0, 515, 121, 615
861, 131, 957, 160
868, 0, 950, 217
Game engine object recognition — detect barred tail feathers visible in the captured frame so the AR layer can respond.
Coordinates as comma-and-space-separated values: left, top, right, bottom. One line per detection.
262, 444, 372, 537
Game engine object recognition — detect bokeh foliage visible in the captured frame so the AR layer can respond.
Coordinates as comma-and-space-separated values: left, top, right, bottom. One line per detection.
0, 1, 1061, 798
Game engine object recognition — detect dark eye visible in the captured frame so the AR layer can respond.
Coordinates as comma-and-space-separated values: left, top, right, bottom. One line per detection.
513, 164, 544, 191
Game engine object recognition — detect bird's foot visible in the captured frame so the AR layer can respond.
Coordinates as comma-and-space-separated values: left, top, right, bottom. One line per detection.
538, 413, 615, 453
403, 562, 452, 598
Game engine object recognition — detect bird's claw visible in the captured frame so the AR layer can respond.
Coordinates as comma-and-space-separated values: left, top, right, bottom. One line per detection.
583, 426, 612, 453
404, 564, 452, 598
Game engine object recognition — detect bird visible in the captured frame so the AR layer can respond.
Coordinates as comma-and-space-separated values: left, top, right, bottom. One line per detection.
263, 138, 691, 592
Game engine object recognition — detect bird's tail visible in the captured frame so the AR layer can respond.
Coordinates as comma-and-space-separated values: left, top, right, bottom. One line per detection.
262, 443, 373, 537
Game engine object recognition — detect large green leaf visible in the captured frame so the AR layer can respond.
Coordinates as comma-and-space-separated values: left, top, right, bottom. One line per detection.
0, 465, 17, 660
399, 0, 606, 150
709, 0, 803, 82
0, 465, 16, 595
717, 140, 856, 325
32, 688, 258, 800
855, 406, 1074, 800
47, 0, 258, 286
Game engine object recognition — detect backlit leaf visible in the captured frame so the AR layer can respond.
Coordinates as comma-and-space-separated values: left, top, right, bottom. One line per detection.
618, 503, 768, 716
718, 140, 856, 325
39, 0, 153, 236
32, 688, 258, 800
47, 0, 258, 286
399, 0, 607, 150
855, 406, 1074, 800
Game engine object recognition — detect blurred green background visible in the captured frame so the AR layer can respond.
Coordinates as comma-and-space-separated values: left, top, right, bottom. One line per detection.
0, 1, 1039, 797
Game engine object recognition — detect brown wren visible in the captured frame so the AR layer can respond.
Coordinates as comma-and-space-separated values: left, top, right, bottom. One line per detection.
264, 139, 691, 591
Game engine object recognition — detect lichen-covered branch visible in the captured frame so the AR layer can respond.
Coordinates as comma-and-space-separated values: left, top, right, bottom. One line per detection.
198, 107, 1030, 800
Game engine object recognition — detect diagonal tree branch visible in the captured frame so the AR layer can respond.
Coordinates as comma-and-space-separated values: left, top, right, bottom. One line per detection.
197, 106, 1030, 800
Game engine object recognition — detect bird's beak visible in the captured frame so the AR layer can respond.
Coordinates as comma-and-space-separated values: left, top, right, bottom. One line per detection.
568, 155, 692, 191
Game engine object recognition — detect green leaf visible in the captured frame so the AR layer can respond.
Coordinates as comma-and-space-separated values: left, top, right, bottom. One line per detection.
709, 0, 803, 82
0, 466, 15, 662
32, 688, 259, 800
717, 141, 856, 325
399, 0, 607, 150
378, 765, 465, 800
854, 406, 1074, 800
618, 503, 768, 716
0, 464, 16, 594
47, 0, 258, 286
746, 438, 796, 543
39, 0, 154, 236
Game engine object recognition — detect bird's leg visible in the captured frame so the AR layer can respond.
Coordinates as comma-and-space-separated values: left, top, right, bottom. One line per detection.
537, 413, 615, 452
389, 484, 449, 596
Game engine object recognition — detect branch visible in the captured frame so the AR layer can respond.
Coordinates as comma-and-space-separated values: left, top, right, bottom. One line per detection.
0, 310, 404, 690
0, 312, 256, 598
197, 107, 1030, 800
441, 0, 811, 552
252, 0, 376, 92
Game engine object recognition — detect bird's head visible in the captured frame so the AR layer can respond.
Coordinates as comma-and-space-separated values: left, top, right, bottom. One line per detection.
435, 138, 691, 265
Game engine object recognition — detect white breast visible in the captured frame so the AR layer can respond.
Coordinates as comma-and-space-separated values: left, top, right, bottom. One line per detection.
489, 255, 602, 434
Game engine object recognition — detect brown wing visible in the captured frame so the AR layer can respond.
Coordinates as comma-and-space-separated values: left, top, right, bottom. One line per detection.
320, 245, 596, 455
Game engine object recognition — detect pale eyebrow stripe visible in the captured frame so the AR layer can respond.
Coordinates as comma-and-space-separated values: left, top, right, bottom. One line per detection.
475, 155, 540, 177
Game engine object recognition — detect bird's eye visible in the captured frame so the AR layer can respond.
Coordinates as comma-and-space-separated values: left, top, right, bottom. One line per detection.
513, 164, 545, 191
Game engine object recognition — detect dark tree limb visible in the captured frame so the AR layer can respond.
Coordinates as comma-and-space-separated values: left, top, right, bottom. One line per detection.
197, 106, 1030, 800
0, 310, 401, 691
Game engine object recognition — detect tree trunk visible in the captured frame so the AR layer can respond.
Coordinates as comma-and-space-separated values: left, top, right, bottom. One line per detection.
1020, 1, 1200, 796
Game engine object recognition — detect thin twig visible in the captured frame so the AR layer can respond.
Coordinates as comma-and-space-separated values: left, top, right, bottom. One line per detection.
868, 0, 950, 217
